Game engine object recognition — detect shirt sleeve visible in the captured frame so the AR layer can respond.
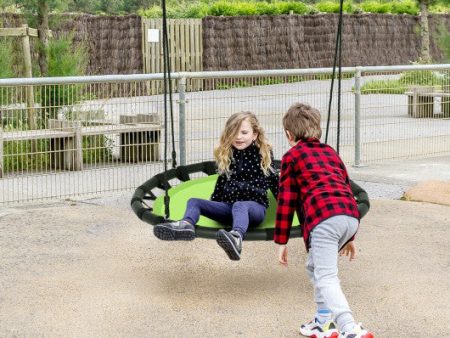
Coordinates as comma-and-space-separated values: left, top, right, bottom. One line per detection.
274, 154, 299, 245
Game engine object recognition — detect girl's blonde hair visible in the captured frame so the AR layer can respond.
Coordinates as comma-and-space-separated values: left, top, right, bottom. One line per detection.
283, 103, 322, 141
214, 111, 272, 176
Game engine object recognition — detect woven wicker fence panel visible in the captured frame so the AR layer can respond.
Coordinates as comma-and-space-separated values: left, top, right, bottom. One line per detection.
430, 14, 450, 62
53, 14, 143, 75
203, 14, 450, 71
0, 13, 143, 76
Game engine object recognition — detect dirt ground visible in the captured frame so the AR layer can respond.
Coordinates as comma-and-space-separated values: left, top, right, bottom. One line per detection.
0, 195, 449, 338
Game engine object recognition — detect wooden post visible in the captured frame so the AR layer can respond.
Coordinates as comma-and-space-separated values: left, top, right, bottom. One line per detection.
21, 24, 37, 131
137, 114, 160, 162
443, 86, 450, 118
48, 119, 81, 171
73, 121, 83, 171
119, 114, 160, 163
408, 86, 434, 118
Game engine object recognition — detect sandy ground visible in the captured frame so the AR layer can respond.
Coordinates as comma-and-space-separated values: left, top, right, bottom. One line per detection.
0, 195, 449, 338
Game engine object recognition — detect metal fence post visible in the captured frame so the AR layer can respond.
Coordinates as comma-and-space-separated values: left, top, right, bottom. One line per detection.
178, 77, 187, 166
354, 67, 362, 166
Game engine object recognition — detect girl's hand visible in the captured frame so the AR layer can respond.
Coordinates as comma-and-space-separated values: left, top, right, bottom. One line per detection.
277, 244, 288, 266
339, 241, 356, 261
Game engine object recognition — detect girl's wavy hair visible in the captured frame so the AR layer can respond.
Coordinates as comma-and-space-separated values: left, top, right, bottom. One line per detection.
214, 111, 273, 176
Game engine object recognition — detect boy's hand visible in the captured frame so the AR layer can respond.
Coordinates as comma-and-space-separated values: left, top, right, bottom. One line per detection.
277, 244, 288, 266
339, 241, 356, 261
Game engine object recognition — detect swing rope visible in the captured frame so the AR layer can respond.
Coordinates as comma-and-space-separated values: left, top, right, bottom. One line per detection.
160, 0, 345, 219
161, 0, 177, 220
325, 0, 344, 154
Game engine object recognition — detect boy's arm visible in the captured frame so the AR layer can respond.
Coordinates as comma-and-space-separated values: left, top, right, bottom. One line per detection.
274, 155, 298, 245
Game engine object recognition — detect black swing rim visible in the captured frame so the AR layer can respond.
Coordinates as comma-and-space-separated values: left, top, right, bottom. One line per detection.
131, 160, 370, 241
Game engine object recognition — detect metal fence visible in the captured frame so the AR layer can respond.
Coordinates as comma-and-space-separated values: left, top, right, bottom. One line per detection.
0, 64, 449, 203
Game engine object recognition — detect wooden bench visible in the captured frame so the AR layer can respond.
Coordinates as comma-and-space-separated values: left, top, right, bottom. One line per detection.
0, 114, 161, 178
405, 87, 450, 118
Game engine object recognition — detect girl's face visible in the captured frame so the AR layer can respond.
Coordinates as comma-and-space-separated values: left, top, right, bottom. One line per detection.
232, 119, 257, 150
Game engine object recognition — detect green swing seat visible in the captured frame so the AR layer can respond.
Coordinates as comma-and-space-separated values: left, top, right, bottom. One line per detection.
131, 161, 370, 241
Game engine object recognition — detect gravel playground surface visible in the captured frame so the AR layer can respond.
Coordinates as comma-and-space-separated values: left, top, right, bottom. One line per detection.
1, 157, 450, 338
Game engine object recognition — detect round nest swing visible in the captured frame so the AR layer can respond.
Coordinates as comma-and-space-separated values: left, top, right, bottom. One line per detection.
131, 160, 370, 241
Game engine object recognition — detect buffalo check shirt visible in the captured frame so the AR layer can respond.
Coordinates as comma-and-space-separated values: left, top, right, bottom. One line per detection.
274, 138, 360, 249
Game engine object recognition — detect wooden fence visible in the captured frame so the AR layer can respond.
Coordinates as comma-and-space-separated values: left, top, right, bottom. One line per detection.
141, 19, 203, 93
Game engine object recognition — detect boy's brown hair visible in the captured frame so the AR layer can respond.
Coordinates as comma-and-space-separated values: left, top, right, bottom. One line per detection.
283, 103, 322, 141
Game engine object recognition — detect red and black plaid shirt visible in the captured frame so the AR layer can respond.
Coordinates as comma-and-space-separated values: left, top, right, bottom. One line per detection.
274, 138, 360, 249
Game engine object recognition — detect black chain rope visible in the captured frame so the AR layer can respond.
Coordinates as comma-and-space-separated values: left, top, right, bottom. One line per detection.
325, 0, 344, 154
161, 0, 177, 220
160, 0, 344, 219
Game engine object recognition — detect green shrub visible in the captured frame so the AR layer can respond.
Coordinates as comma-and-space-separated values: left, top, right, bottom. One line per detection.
139, 6, 162, 18
360, 79, 404, 94
437, 24, 450, 62
360, 1, 391, 14
276, 2, 311, 15
360, 71, 444, 94
254, 2, 280, 15
216, 79, 250, 89
399, 70, 443, 87
390, 0, 418, 15
184, 3, 210, 18
316, 1, 354, 13
3, 138, 51, 174
429, 3, 450, 14
39, 35, 88, 122
0, 38, 16, 106
208, 1, 239, 16
234, 2, 259, 16
138, 0, 444, 18
0, 38, 14, 80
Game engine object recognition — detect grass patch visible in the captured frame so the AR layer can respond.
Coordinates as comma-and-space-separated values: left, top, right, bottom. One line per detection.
360, 71, 446, 94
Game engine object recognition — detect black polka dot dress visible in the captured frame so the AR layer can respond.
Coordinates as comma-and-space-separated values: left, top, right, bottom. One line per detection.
211, 143, 279, 208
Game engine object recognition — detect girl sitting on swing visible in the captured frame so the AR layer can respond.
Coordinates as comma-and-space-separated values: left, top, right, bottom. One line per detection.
154, 111, 279, 261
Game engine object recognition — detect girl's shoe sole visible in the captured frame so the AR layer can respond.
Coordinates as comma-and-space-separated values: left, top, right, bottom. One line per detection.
216, 230, 240, 261
153, 224, 195, 241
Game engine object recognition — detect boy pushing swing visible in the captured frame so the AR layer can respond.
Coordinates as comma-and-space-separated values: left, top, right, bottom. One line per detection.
274, 103, 374, 338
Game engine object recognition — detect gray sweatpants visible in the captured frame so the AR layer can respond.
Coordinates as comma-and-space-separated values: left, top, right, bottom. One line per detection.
306, 215, 359, 332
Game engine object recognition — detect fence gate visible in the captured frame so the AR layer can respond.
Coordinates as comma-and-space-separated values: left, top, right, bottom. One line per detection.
142, 18, 203, 93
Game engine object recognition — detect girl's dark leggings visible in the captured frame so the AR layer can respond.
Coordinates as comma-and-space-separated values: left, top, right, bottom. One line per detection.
183, 198, 266, 238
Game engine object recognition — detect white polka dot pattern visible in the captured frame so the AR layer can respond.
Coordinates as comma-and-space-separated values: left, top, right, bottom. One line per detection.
211, 143, 279, 208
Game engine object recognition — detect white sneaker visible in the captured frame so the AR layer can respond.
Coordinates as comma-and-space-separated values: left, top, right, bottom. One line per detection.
299, 318, 339, 338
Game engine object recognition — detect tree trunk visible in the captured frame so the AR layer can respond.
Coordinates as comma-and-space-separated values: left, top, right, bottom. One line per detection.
37, 0, 49, 76
419, 0, 431, 63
